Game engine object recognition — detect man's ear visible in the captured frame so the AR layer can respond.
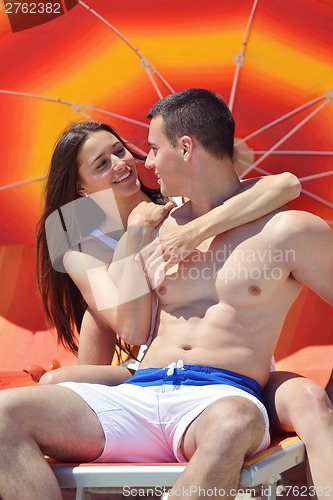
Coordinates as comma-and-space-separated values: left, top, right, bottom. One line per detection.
180, 135, 193, 161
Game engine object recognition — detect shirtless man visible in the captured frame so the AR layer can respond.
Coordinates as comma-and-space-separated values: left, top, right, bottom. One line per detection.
0, 88, 332, 500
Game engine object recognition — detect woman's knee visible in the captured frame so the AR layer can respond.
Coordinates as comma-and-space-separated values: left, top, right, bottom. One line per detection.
39, 370, 59, 385
276, 379, 333, 438
39, 367, 73, 385
292, 381, 330, 416
299, 382, 333, 424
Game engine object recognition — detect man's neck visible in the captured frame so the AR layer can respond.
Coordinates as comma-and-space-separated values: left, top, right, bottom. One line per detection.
186, 159, 242, 219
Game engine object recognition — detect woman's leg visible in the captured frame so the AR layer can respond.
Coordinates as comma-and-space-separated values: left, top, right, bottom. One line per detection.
263, 372, 333, 498
39, 364, 133, 385
325, 370, 333, 402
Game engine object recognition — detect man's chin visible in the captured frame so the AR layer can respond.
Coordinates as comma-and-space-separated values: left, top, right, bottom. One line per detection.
159, 182, 179, 199
159, 184, 168, 196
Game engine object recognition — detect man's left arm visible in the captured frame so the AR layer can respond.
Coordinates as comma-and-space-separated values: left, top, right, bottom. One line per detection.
144, 172, 300, 274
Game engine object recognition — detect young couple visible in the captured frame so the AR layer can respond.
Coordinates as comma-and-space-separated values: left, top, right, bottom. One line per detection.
0, 89, 331, 499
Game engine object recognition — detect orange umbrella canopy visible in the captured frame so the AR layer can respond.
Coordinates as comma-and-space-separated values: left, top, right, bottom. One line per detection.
0, 0, 332, 243
0, 0, 332, 373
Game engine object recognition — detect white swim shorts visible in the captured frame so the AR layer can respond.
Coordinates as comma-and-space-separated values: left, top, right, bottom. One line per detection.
59, 361, 270, 463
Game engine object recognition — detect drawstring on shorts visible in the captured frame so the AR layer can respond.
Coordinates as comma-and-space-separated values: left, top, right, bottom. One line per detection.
166, 359, 184, 376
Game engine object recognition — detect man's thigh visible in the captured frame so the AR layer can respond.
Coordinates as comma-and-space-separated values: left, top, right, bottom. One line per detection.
0, 384, 105, 462
180, 395, 266, 461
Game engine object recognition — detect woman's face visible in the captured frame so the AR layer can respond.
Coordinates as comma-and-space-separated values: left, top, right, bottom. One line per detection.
77, 130, 141, 198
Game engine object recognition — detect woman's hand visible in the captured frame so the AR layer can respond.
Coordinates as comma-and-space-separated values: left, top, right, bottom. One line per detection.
141, 223, 201, 276
120, 200, 176, 293
127, 201, 174, 230
138, 221, 200, 288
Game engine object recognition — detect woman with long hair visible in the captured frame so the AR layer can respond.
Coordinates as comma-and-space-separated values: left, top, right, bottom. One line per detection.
36, 121, 171, 368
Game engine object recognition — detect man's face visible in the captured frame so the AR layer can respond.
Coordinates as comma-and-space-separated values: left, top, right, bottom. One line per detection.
145, 116, 184, 197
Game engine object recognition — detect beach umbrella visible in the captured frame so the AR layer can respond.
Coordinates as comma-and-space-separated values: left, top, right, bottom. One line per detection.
0, 0, 332, 380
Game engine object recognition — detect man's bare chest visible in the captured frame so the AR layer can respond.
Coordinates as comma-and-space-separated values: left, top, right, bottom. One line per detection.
155, 228, 293, 308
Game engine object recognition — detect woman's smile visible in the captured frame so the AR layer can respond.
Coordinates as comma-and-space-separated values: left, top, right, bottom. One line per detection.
113, 170, 132, 184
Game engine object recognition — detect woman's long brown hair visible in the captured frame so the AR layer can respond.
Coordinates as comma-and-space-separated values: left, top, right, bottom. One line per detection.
36, 121, 165, 357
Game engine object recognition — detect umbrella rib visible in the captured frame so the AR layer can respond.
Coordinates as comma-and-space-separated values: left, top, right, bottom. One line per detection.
300, 189, 333, 210
236, 160, 333, 210
83, 106, 149, 127
0, 89, 97, 120
235, 94, 329, 146
76, 0, 175, 97
0, 90, 149, 128
239, 98, 331, 178
238, 150, 333, 156
299, 172, 333, 182
0, 176, 46, 192
228, 0, 259, 112
0, 89, 82, 107
237, 159, 333, 182
142, 64, 164, 99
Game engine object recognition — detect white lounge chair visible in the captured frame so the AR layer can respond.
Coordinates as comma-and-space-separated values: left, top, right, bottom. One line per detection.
50, 435, 305, 500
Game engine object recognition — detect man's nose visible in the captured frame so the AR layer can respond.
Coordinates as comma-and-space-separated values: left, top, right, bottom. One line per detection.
145, 150, 154, 169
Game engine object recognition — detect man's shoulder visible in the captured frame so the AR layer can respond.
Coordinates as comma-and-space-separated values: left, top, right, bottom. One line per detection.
264, 209, 332, 241
267, 209, 329, 229
158, 202, 191, 231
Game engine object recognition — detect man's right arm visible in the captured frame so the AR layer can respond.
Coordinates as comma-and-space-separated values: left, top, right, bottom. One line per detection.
280, 211, 333, 305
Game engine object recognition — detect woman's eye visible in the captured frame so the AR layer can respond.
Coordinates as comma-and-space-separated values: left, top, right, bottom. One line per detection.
115, 147, 126, 158
96, 160, 107, 170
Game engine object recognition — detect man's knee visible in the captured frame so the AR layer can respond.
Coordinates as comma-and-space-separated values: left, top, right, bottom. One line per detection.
206, 396, 264, 433
0, 388, 22, 415
185, 397, 265, 460
0, 389, 29, 441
